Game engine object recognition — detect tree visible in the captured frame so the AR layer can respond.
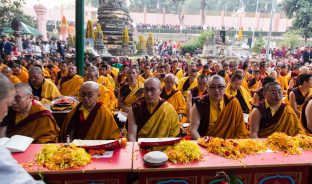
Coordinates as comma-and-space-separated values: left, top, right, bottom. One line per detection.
252, 36, 265, 53
86, 20, 94, 39
146, 32, 154, 55
0, 0, 36, 31
282, 30, 301, 49
122, 26, 130, 46
281, 0, 312, 42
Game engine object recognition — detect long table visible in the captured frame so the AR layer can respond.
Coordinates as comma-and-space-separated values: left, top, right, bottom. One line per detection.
13, 142, 312, 184
13, 143, 133, 184
132, 143, 311, 184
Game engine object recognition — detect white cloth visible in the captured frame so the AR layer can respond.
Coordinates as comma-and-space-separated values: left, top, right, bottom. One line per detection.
0, 146, 44, 184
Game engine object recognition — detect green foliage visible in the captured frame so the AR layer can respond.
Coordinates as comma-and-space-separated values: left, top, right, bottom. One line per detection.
281, 0, 312, 40
180, 43, 197, 55
122, 26, 130, 45
0, 0, 36, 30
252, 36, 265, 53
282, 30, 301, 49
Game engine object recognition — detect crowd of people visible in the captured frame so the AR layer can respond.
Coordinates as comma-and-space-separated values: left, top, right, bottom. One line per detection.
136, 23, 236, 31
0, 32, 312, 182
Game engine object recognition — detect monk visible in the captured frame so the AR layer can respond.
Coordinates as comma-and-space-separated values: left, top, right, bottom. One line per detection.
171, 60, 184, 81
187, 75, 208, 116
55, 61, 68, 85
190, 75, 249, 139
247, 70, 261, 93
225, 71, 252, 114
1, 66, 21, 84
161, 74, 187, 122
141, 65, 154, 79
11, 63, 29, 83
29, 66, 61, 103
89, 65, 114, 92
59, 65, 84, 97
289, 74, 312, 117
1, 83, 59, 143
87, 67, 117, 111
177, 68, 198, 99
249, 82, 305, 138
252, 77, 276, 106
118, 66, 144, 113
274, 65, 287, 92
60, 81, 120, 142
301, 96, 312, 133
128, 77, 180, 141
99, 63, 116, 89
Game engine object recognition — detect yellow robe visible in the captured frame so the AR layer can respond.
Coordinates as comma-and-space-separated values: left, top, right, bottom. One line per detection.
276, 75, 287, 91
257, 104, 305, 138
122, 82, 144, 108
195, 95, 249, 139
136, 101, 180, 138
41, 79, 61, 103
111, 67, 119, 80
60, 102, 120, 142
225, 85, 252, 113
3, 103, 60, 143
97, 83, 117, 111
15, 70, 29, 83
97, 75, 114, 92
60, 75, 84, 97
105, 74, 116, 89
177, 77, 198, 99
174, 69, 184, 81
9, 75, 21, 84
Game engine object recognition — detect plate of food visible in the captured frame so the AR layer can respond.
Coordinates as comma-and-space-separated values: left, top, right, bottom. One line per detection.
72, 139, 121, 149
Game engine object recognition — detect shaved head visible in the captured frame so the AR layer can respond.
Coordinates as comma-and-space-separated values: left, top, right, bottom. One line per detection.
164, 74, 175, 81
29, 66, 43, 75
208, 75, 226, 86
15, 83, 33, 96
80, 81, 99, 93
144, 77, 161, 90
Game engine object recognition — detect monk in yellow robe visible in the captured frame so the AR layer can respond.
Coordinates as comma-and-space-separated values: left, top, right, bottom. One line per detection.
247, 70, 261, 93
1, 66, 21, 84
59, 65, 84, 97
29, 66, 61, 103
161, 74, 187, 122
190, 75, 249, 139
225, 71, 252, 114
187, 75, 208, 112
171, 61, 184, 81
289, 74, 312, 117
60, 81, 120, 142
55, 62, 68, 85
99, 64, 116, 89
1, 84, 59, 143
87, 67, 117, 111
141, 65, 154, 80
177, 69, 198, 99
249, 82, 305, 138
274, 65, 287, 92
12, 63, 29, 83
128, 77, 181, 141
118, 67, 144, 113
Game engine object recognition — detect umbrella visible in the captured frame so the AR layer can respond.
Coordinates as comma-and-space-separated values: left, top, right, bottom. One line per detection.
2, 22, 41, 36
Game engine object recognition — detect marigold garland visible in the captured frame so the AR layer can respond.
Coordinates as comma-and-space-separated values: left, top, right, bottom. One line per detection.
164, 140, 202, 164
36, 144, 92, 170
265, 132, 301, 155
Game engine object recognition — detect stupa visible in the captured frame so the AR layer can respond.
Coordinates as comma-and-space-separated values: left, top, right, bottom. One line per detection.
97, 0, 134, 56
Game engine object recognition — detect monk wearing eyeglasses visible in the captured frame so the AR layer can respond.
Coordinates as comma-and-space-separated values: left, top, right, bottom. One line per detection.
128, 77, 180, 141
190, 75, 248, 139
249, 82, 305, 138
60, 81, 120, 142
1, 83, 59, 143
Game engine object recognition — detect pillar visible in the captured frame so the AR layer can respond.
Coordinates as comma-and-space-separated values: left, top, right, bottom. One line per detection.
273, 13, 281, 32
33, 3, 48, 41
162, 8, 166, 25
144, 7, 147, 24
221, 11, 225, 27
76, 0, 84, 76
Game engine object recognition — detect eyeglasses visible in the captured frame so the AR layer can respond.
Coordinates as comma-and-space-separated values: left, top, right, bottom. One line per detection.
14, 95, 30, 103
208, 85, 225, 90
143, 87, 158, 94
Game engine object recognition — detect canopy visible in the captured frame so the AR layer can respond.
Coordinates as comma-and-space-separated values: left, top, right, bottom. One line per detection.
2, 22, 41, 36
